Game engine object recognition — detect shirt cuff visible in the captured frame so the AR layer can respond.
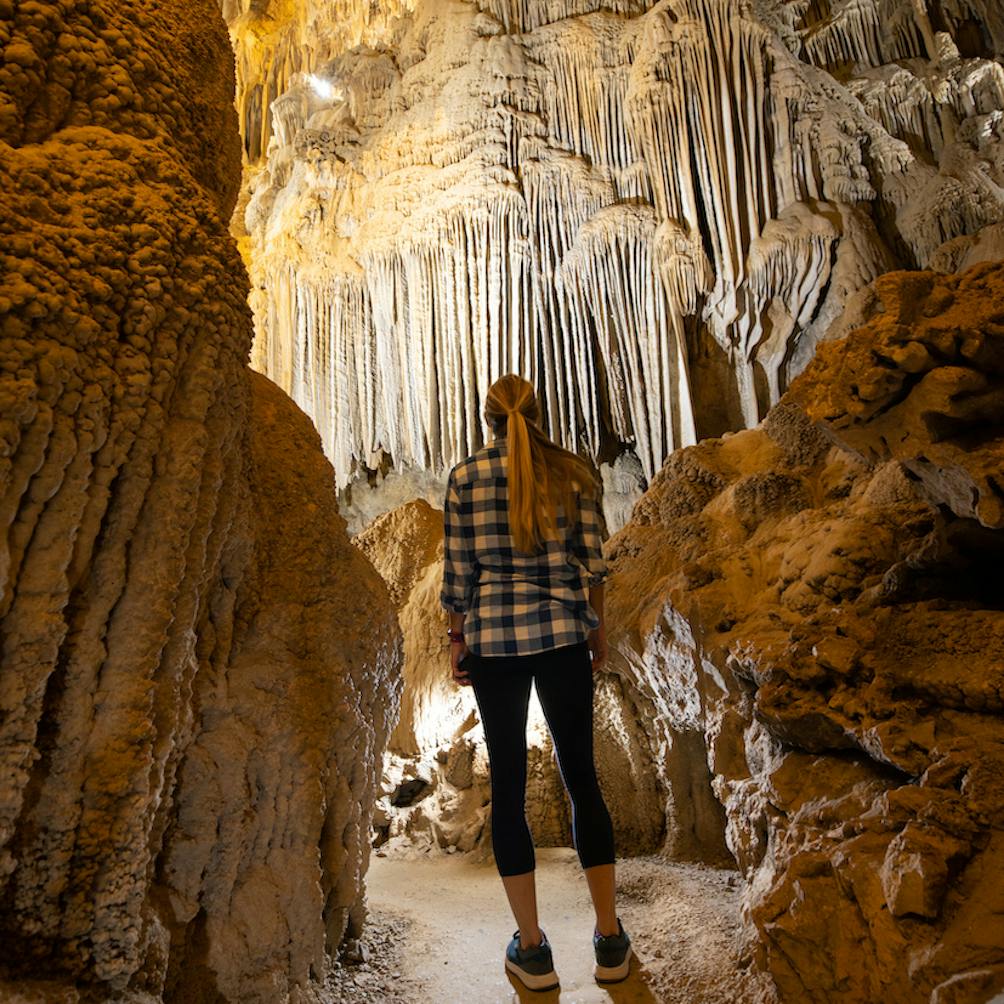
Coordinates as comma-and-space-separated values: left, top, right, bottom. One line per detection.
441, 595, 469, 613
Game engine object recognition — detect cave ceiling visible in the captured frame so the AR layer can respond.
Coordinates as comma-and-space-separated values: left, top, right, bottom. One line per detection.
223, 0, 1004, 489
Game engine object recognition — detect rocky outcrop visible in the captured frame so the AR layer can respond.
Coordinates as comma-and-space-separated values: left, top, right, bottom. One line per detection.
605, 258, 1004, 1003
0, 2, 400, 1001
228, 0, 1002, 514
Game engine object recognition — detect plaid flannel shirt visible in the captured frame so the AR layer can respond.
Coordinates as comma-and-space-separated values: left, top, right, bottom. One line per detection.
440, 438, 609, 656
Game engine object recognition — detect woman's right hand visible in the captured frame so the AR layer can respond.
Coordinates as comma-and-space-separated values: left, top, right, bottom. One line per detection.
451, 643, 472, 686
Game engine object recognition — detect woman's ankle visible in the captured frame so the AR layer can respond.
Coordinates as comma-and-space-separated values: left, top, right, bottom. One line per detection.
519, 927, 543, 949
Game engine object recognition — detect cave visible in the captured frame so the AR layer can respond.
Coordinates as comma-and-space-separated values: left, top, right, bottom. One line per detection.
1, 0, 1003, 1002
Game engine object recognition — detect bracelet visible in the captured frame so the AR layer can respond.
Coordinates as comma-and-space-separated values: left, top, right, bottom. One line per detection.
447, 628, 465, 643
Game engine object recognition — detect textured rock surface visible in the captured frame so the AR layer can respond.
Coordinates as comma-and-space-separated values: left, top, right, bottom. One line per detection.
157, 373, 400, 1003
792, 263, 1004, 530
0, 2, 399, 1000
228, 0, 1003, 504
354, 500, 471, 758
605, 259, 1004, 1003
354, 498, 670, 862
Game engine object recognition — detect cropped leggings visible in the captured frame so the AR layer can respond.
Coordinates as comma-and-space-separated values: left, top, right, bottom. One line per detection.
464, 640, 616, 877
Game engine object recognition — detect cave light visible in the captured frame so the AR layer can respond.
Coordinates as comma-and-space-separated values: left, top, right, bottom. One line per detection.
307, 73, 336, 100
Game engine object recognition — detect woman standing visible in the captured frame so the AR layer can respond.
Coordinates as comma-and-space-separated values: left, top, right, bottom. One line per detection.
440, 374, 632, 991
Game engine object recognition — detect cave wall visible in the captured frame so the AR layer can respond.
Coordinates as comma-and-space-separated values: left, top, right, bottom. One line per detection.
0, 2, 400, 1000
227, 0, 1003, 502
605, 258, 1004, 1003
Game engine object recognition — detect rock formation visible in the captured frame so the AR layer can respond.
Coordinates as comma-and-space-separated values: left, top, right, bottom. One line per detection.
605, 258, 1004, 1003
227, 0, 1003, 517
220, 0, 1004, 992
0, 2, 400, 1001
4, 0, 1003, 1000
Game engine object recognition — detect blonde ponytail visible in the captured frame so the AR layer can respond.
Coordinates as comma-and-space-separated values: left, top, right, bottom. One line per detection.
485, 374, 598, 553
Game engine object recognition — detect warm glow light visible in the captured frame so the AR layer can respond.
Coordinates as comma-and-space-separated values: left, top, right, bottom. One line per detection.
408, 685, 550, 753
526, 687, 549, 748
307, 73, 335, 100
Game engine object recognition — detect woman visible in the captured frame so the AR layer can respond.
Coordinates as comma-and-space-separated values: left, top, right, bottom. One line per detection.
440, 374, 632, 991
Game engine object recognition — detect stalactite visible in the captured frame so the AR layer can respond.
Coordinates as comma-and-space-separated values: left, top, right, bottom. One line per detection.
562, 205, 697, 480
237, 0, 1004, 494
224, 0, 416, 162
801, 0, 930, 69
475, 0, 653, 36
849, 45, 1004, 162
747, 203, 840, 406
520, 156, 614, 453
626, 2, 783, 424
523, 16, 645, 198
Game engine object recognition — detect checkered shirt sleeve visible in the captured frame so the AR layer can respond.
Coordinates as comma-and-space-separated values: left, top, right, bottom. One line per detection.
441, 467, 475, 613
571, 490, 609, 587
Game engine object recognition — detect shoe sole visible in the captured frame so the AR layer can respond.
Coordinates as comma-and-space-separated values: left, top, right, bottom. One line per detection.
505, 958, 559, 992
594, 945, 632, 983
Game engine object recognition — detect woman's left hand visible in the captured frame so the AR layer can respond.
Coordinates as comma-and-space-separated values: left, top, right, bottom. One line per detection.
588, 625, 607, 672
451, 642, 472, 686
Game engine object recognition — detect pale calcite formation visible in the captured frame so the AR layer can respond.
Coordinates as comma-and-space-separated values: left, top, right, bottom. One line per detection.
605, 259, 1004, 1003
229, 0, 1002, 506
0, 1, 399, 1000
353, 497, 672, 861
354, 499, 465, 757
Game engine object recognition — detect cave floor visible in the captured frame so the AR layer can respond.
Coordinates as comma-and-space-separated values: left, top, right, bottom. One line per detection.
348, 848, 776, 1004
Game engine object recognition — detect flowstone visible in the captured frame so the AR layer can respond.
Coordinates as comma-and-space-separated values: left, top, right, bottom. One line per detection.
0, 2, 400, 1000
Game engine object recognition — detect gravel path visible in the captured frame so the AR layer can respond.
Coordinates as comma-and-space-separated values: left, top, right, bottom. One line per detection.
324, 849, 778, 1003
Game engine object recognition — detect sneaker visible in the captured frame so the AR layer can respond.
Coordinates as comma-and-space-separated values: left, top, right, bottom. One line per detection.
505, 929, 559, 991
593, 918, 632, 983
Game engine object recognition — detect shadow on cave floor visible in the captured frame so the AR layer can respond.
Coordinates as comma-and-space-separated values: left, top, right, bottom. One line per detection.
360, 848, 773, 1004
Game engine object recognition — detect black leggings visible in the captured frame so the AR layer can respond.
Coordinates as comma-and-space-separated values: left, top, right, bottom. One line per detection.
465, 641, 616, 877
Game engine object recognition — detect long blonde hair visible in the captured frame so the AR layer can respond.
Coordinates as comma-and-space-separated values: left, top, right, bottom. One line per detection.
485, 374, 599, 553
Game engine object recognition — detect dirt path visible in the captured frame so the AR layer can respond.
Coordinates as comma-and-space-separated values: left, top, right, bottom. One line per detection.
335, 849, 777, 1004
